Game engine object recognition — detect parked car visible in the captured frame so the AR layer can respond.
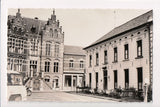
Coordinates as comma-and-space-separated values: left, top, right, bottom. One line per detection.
7, 70, 27, 101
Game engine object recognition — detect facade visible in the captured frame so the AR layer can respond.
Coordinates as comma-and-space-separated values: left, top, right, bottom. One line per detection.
63, 45, 86, 91
84, 11, 153, 92
7, 9, 85, 91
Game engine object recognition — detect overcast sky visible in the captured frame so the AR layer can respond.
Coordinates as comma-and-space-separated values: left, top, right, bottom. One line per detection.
8, 9, 149, 47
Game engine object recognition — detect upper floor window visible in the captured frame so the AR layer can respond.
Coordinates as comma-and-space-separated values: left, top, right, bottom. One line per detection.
46, 43, 51, 56
69, 60, 74, 68
104, 50, 108, 64
114, 47, 118, 62
80, 60, 84, 68
89, 55, 92, 67
45, 62, 50, 72
137, 40, 142, 57
31, 39, 38, 55
54, 62, 59, 72
96, 53, 99, 66
124, 44, 129, 59
8, 38, 15, 53
54, 44, 59, 57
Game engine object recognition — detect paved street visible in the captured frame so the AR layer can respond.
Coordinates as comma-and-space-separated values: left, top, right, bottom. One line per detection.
26, 91, 119, 102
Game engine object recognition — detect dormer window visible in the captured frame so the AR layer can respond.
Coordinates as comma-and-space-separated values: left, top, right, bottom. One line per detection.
18, 28, 22, 35
31, 26, 36, 33
14, 27, 17, 33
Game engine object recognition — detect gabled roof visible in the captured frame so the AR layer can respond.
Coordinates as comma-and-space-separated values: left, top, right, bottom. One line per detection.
84, 10, 153, 49
8, 15, 46, 34
64, 45, 85, 56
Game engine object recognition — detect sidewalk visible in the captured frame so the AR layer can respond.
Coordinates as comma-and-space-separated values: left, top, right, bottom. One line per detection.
66, 91, 143, 102
66, 91, 121, 102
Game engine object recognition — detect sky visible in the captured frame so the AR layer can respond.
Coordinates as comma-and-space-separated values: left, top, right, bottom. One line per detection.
8, 9, 149, 47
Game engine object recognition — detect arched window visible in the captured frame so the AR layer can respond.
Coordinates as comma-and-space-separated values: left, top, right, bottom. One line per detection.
45, 61, 50, 72
54, 29, 58, 37
80, 60, 84, 69
14, 27, 17, 33
44, 76, 50, 82
50, 28, 53, 37
53, 62, 59, 72
69, 60, 74, 68
18, 28, 22, 35
31, 26, 36, 33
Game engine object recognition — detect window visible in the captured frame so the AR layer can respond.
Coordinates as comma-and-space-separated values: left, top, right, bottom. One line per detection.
80, 60, 84, 68
137, 67, 143, 90
137, 40, 142, 57
45, 78, 50, 82
103, 70, 108, 90
114, 70, 118, 89
89, 73, 92, 87
69, 60, 74, 68
54, 62, 59, 72
124, 69, 129, 89
30, 60, 37, 77
114, 47, 118, 62
104, 50, 108, 64
65, 75, 71, 87
124, 44, 129, 59
31, 39, 38, 55
8, 38, 16, 53
89, 55, 92, 67
96, 53, 99, 66
96, 72, 98, 88
46, 43, 51, 56
54, 44, 59, 57
45, 62, 50, 72
55, 79, 59, 87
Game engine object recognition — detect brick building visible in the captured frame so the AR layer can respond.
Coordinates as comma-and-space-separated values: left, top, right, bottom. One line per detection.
84, 10, 153, 92
63, 45, 85, 91
7, 9, 85, 91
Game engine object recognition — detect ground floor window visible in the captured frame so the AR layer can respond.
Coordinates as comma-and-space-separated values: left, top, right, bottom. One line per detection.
124, 69, 129, 89
89, 73, 92, 87
55, 79, 59, 88
137, 67, 143, 90
45, 78, 50, 82
103, 70, 108, 90
114, 70, 118, 89
95, 72, 98, 88
44, 76, 50, 82
65, 75, 71, 87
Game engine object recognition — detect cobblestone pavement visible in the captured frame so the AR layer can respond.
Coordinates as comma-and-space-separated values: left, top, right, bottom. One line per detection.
26, 91, 119, 102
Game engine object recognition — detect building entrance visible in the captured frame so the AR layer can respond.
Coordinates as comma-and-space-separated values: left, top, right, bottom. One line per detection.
33, 79, 40, 90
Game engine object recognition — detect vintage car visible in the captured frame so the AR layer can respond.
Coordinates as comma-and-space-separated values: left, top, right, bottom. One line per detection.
7, 70, 27, 101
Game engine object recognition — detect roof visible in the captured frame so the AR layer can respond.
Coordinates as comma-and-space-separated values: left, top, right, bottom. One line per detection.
84, 10, 153, 49
8, 15, 46, 34
64, 45, 85, 55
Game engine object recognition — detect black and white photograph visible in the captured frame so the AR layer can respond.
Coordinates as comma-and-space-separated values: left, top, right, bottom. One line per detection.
1, 0, 160, 107
6, 8, 152, 102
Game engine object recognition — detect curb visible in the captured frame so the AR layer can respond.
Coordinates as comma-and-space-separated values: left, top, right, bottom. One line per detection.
68, 92, 121, 102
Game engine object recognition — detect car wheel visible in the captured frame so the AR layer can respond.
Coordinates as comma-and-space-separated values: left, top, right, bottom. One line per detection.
14, 96, 22, 101
9, 94, 22, 101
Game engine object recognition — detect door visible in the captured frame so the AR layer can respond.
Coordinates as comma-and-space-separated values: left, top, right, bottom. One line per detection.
33, 79, 40, 90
